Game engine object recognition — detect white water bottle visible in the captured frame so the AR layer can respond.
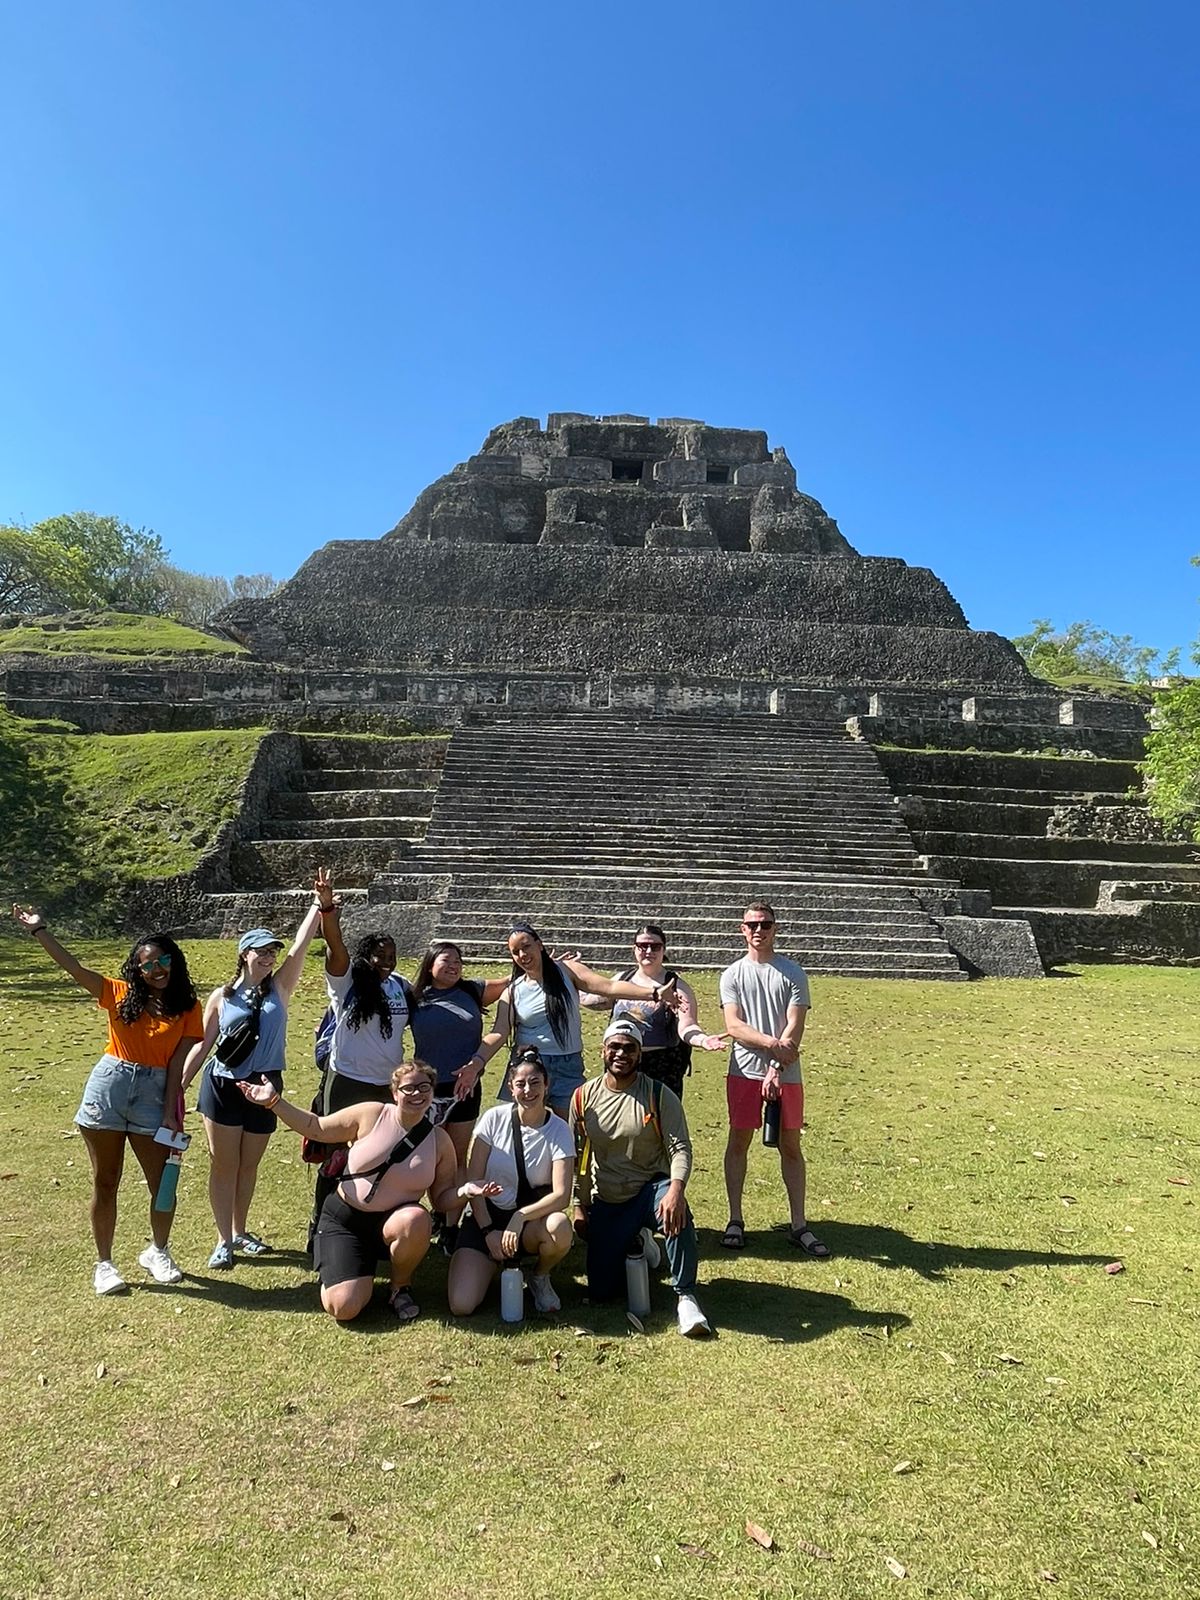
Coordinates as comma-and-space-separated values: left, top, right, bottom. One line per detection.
625, 1249, 651, 1319
500, 1266, 524, 1323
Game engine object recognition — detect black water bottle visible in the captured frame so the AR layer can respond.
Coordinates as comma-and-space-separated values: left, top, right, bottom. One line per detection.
762, 1095, 781, 1148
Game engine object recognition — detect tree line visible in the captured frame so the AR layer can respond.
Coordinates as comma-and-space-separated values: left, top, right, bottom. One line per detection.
0, 511, 276, 627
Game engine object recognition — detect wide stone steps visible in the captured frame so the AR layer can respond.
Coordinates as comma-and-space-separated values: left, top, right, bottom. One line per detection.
301, 767, 442, 791
425, 818, 916, 850
412, 848, 925, 880
271, 788, 439, 819
444, 938, 966, 979
916, 831, 1196, 864
257, 816, 431, 840
901, 783, 1131, 806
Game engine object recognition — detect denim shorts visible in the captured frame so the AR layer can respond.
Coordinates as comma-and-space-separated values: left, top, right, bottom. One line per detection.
498, 1050, 586, 1108
76, 1054, 168, 1137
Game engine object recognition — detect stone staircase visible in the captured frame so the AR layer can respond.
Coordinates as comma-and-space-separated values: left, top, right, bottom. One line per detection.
202, 734, 447, 933
374, 712, 970, 979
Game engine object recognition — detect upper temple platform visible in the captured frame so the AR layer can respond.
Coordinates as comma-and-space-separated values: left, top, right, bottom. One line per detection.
216, 414, 1038, 690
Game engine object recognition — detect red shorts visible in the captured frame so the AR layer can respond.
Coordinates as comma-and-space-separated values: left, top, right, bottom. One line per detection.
726, 1076, 804, 1131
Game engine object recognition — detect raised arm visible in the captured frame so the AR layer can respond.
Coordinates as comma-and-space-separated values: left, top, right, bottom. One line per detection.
320, 888, 350, 978
238, 1081, 377, 1144
180, 987, 224, 1094
274, 869, 332, 1000
479, 976, 509, 1007
565, 958, 680, 1009
12, 906, 104, 999
674, 976, 728, 1051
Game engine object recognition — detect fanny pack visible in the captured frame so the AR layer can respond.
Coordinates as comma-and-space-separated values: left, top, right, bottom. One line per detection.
338, 1116, 435, 1204
212, 987, 266, 1076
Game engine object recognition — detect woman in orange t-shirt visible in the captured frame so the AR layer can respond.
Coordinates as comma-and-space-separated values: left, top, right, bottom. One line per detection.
12, 905, 203, 1297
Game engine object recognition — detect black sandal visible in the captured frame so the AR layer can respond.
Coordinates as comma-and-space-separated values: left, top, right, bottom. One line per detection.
720, 1219, 747, 1250
788, 1226, 830, 1259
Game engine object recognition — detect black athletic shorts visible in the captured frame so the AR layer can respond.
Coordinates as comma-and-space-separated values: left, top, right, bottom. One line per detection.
313, 1191, 424, 1288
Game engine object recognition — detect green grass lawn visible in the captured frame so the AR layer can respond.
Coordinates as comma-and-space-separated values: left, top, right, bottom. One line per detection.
0, 612, 245, 658
0, 947, 1196, 1600
2, 719, 265, 924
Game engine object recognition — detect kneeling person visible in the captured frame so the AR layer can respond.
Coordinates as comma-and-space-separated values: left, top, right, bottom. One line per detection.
448, 1047, 575, 1317
569, 1019, 712, 1338
241, 1060, 498, 1323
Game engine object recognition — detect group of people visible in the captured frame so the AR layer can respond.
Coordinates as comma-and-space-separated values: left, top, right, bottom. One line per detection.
12, 880, 829, 1337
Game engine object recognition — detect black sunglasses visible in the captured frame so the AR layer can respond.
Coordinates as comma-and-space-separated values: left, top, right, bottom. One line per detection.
743, 919, 775, 931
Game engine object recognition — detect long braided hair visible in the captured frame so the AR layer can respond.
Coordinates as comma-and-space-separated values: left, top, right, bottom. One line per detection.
116, 934, 198, 1025
344, 932, 399, 1037
508, 920, 573, 1047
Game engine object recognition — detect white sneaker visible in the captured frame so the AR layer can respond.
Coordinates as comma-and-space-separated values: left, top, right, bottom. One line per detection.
93, 1260, 127, 1296
138, 1244, 183, 1285
676, 1293, 713, 1339
639, 1227, 662, 1270
528, 1272, 561, 1315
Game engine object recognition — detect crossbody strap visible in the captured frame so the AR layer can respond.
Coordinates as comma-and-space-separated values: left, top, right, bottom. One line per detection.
346, 1115, 434, 1205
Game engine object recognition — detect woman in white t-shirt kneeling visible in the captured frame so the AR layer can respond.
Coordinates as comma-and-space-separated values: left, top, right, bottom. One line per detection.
448, 1047, 575, 1317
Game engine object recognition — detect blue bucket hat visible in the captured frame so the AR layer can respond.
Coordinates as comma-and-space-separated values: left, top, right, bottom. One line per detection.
238, 927, 283, 955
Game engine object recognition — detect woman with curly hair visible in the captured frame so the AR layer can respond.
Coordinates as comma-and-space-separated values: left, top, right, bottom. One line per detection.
12, 904, 203, 1295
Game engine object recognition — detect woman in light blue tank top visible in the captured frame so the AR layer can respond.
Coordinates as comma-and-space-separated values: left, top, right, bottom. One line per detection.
181, 871, 329, 1268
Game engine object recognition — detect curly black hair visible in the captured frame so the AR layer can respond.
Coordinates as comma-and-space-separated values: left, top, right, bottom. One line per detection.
344, 932, 400, 1037
116, 934, 198, 1024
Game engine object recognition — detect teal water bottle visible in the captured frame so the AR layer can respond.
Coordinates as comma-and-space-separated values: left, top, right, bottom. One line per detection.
154, 1140, 188, 1211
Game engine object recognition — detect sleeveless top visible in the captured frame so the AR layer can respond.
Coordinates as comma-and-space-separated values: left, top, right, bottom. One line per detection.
211, 984, 288, 1079
338, 1103, 440, 1213
511, 960, 583, 1053
612, 969, 682, 1053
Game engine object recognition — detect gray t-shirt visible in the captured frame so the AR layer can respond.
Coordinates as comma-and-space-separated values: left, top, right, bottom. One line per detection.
718, 954, 811, 1084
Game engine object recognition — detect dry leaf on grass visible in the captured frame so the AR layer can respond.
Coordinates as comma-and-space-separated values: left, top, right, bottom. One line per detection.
512, 1355, 539, 1366
892, 1460, 915, 1475
572, 1326, 594, 1337
1037, 1570, 1058, 1582
380, 1460, 396, 1472
885, 1555, 908, 1578
678, 1542, 713, 1560
745, 1519, 775, 1551
1166, 1176, 1191, 1186
1104, 1262, 1126, 1275
427, 1375, 452, 1387
997, 1353, 1023, 1365
95, 1363, 107, 1380
604, 1470, 625, 1487
169, 1475, 181, 1490
401, 1395, 426, 1409
36, 1374, 48, 1387
1142, 1531, 1159, 1549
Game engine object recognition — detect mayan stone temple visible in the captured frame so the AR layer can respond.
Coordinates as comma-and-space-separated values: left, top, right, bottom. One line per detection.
5, 415, 1196, 973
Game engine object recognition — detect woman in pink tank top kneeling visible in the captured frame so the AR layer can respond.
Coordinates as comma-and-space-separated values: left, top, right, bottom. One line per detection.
241, 1060, 499, 1323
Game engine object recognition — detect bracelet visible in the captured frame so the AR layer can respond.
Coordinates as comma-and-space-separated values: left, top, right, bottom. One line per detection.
651, 986, 660, 1002
265, 1091, 281, 1109
317, 905, 338, 916
29, 925, 47, 938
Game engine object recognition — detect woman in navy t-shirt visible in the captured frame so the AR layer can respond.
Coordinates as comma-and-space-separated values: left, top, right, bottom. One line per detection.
409, 941, 508, 1185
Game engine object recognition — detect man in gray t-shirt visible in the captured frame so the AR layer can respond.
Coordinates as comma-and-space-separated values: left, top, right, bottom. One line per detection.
717, 902, 829, 1258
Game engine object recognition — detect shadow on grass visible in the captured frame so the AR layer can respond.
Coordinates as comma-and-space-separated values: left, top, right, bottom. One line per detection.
810, 1220, 1112, 1282
702, 1274, 910, 1344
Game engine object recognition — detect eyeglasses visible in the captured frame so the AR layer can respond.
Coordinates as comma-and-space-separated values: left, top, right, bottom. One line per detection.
743, 920, 775, 931
138, 954, 173, 973
634, 941, 663, 952
395, 1082, 433, 1097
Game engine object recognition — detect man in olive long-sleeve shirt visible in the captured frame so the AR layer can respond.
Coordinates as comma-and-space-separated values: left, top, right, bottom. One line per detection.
569, 1017, 712, 1338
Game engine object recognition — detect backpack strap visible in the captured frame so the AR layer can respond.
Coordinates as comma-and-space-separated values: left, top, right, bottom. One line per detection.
571, 1083, 591, 1182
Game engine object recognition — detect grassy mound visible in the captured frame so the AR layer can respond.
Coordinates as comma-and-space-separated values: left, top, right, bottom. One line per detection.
0, 610, 245, 657
0, 956, 1193, 1598
1, 711, 264, 922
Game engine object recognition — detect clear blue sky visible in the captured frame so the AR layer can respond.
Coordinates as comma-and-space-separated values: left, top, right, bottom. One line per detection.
2, 2, 1197, 655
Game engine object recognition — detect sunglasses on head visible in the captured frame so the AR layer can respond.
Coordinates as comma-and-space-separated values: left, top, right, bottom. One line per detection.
138, 953, 173, 973
743, 919, 774, 931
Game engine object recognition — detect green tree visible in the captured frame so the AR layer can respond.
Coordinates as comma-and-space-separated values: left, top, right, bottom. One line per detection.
0, 524, 91, 612
153, 564, 234, 626
1142, 558, 1200, 840
1013, 619, 1178, 686
32, 512, 168, 611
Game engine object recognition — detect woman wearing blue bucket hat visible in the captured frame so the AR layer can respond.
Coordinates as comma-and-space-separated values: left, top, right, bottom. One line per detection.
181, 870, 331, 1268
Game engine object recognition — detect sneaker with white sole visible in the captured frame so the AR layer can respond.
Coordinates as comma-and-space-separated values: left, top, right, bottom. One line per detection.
638, 1227, 662, 1270
207, 1241, 234, 1270
528, 1272, 561, 1315
93, 1260, 127, 1296
138, 1244, 183, 1285
676, 1292, 713, 1339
